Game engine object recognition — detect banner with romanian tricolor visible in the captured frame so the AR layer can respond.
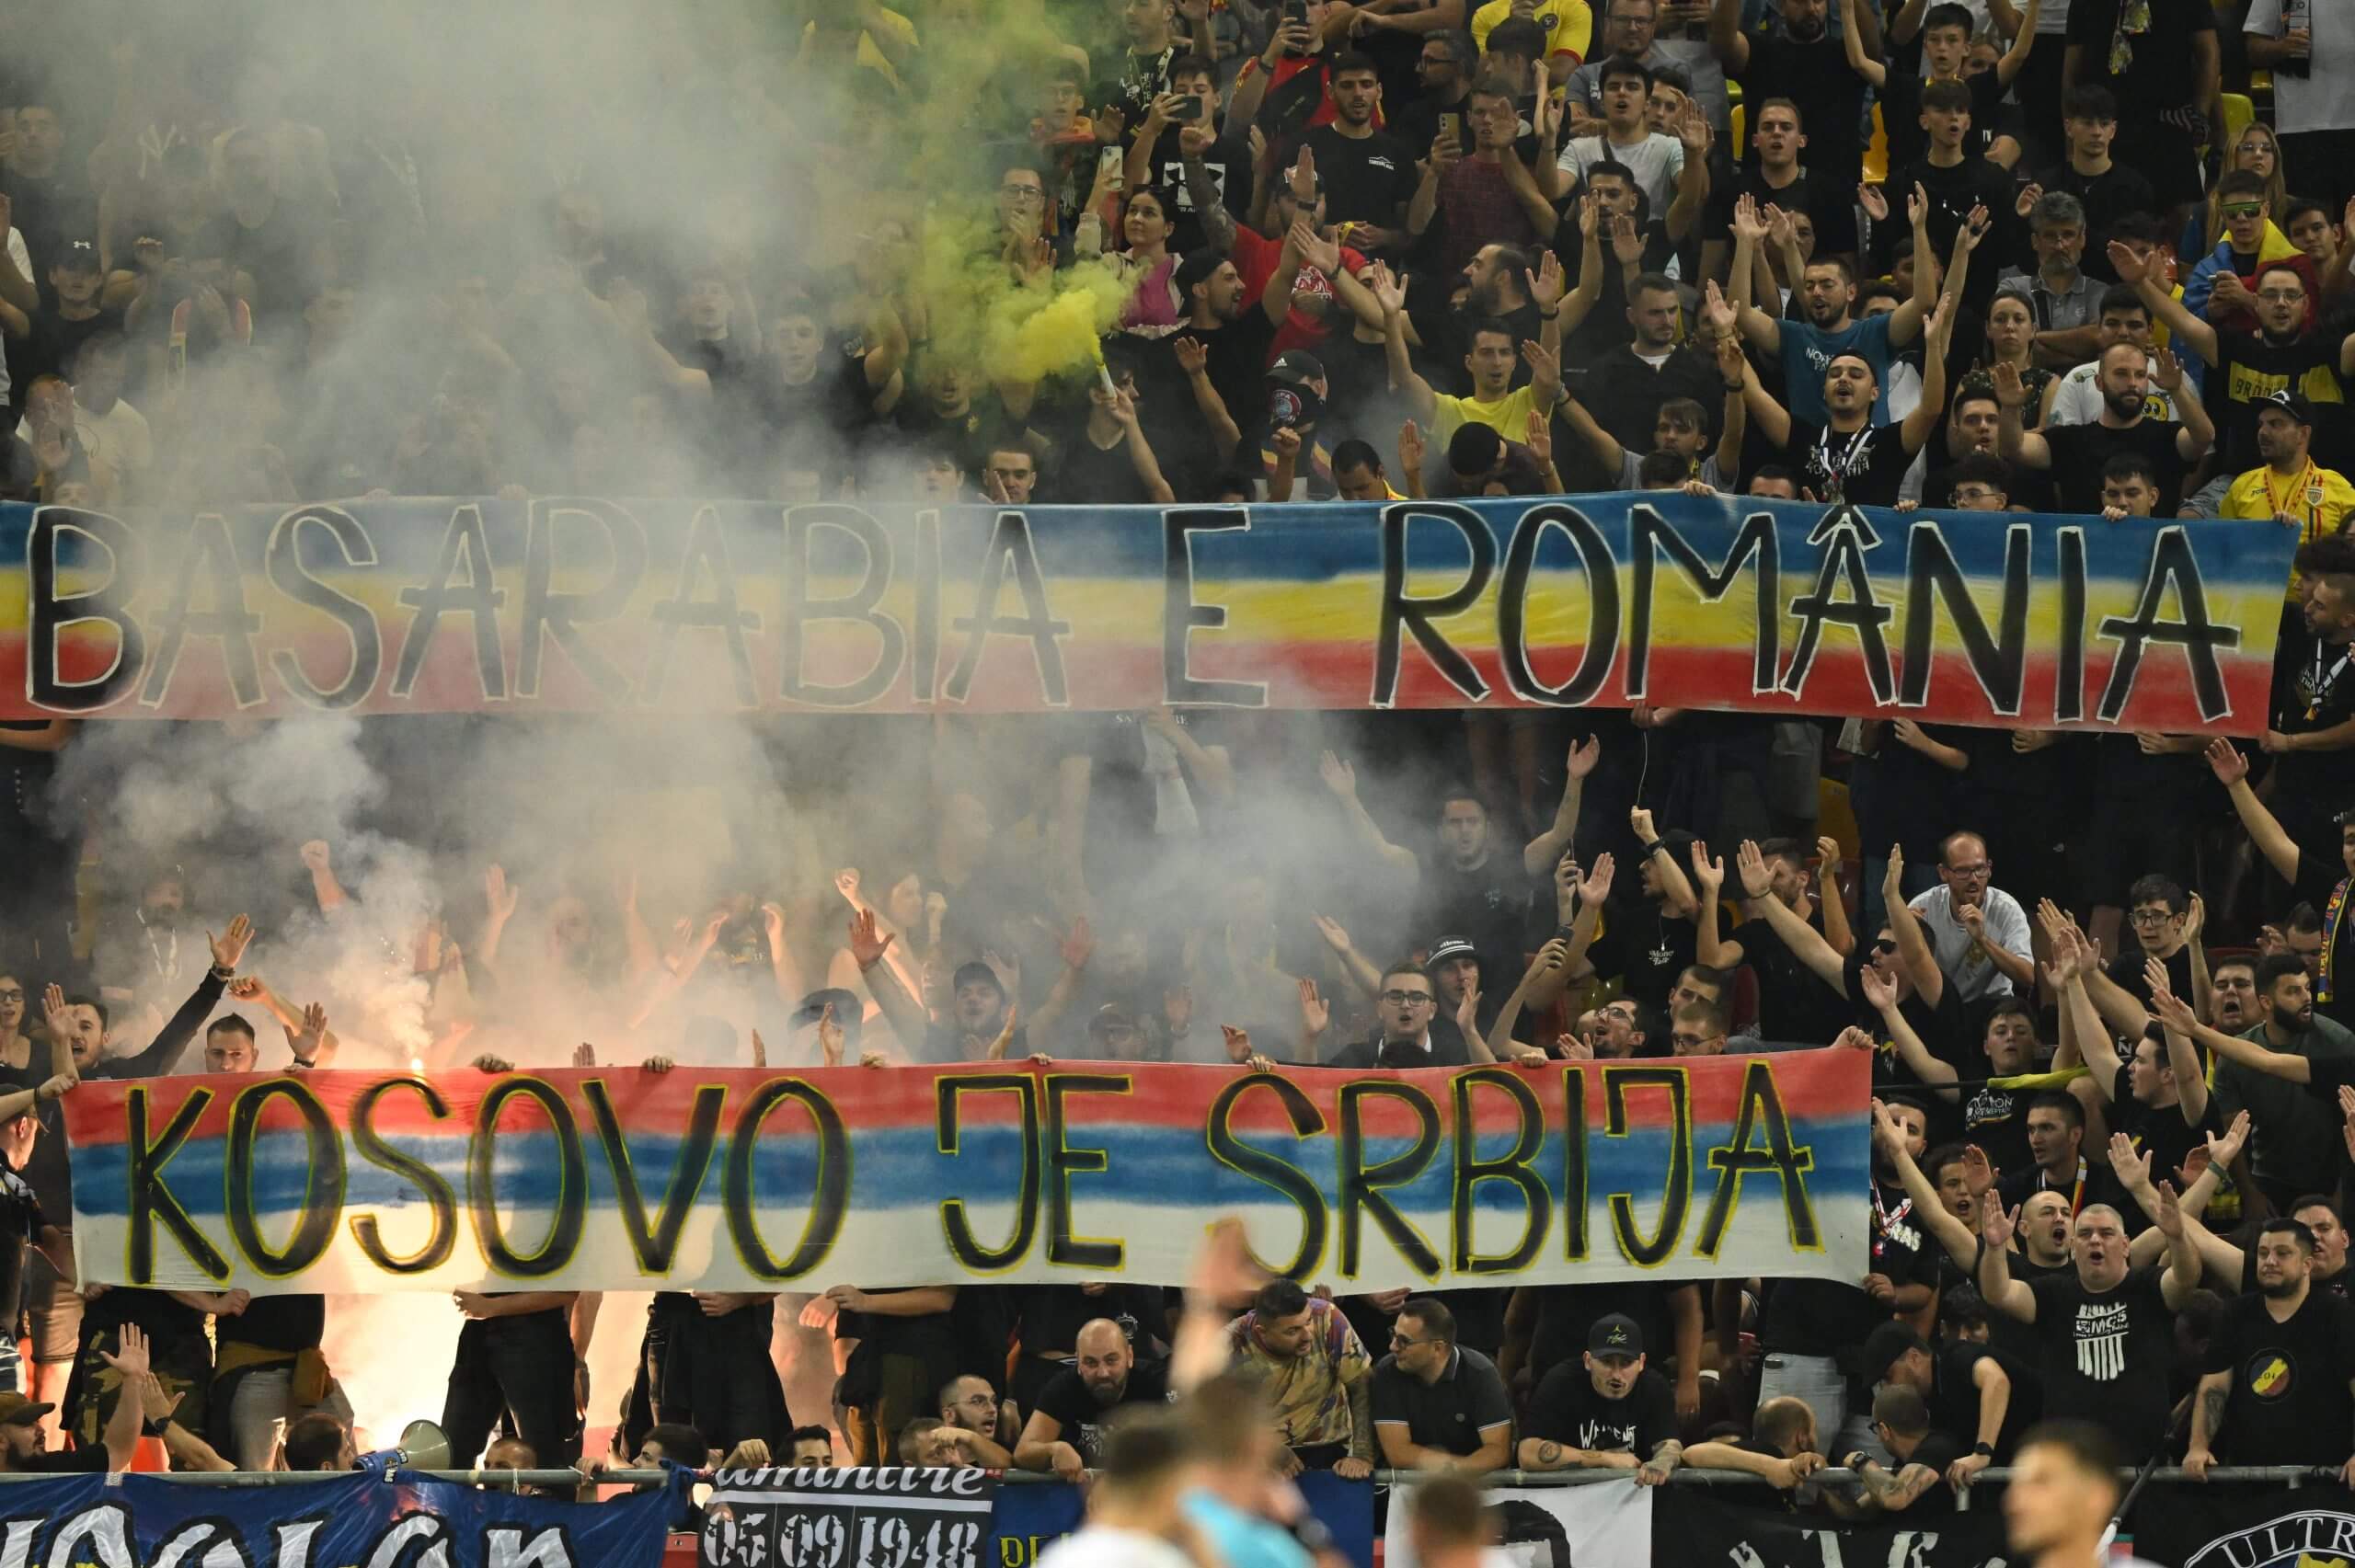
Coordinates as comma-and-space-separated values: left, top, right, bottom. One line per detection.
0, 494, 2293, 727
60, 1053, 1868, 1293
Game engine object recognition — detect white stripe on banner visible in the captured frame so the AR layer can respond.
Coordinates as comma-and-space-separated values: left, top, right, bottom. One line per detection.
1381, 1481, 1650, 1568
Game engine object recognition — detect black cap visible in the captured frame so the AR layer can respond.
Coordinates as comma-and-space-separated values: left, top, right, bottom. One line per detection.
1589, 1313, 1643, 1356
2261, 388, 2318, 427
56, 239, 98, 272
1174, 246, 1227, 298
1087, 1003, 1136, 1036
951, 960, 1005, 998
1269, 349, 1326, 387
1861, 1322, 1929, 1381
1426, 935, 1477, 968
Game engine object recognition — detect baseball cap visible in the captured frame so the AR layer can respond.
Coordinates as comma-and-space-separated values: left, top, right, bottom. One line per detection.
1426, 935, 1478, 968
1174, 246, 1227, 298
1861, 1322, 1929, 1382
55, 239, 98, 273
1589, 1313, 1644, 1357
0, 1393, 53, 1427
1087, 1003, 1137, 1037
1269, 349, 1326, 387
2261, 388, 2317, 427
951, 960, 1005, 999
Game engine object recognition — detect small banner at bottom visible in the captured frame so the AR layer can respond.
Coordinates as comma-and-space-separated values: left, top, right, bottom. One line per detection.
703, 1467, 1002, 1568
0, 1468, 676, 1568
986, 1471, 1374, 1568
1649, 1487, 2010, 1567
1384, 1479, 1653, 1568
2130, 1479, 2355, 1568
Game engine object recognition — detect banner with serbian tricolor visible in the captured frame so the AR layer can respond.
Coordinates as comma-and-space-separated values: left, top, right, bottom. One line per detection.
0, 493, 2292, 727
60, 1052, 1868, 1293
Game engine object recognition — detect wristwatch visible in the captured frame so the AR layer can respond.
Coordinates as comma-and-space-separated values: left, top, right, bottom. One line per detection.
1972, 1442, 1995, 1458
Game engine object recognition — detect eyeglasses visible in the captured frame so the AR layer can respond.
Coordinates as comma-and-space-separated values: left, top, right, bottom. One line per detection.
1390, 1332, 1432, 1348
1671, 1033, 1719, 1049
2257, 289, 2306, 303
1380, 990, 1436, 1006
1941, 862, 1990, 878
0, 990, 23, 1003
2128, 908, 2175, 925
999, 185, 1045, 203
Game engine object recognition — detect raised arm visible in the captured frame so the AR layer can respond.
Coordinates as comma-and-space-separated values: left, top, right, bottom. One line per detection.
1975, 1201, 2038, 1321
1993, 0, 2042, 81
2205, 739, 2303, 883
1632, 806, 1698, 916
1993, 358, 2053, 467
1899, 293, 1955, 454
2109, 240, 2219, 366
1878, 1100, 1982, 1265
1727, 195, 1784, 352
1370, 262, 1440, 423
1865, 964, 1959, 1101
1882, 848, 1945, 1005
1736, 840, 1850, 990
1691, 841, 1743, 970
2154, 348, 2213, 461
1663, 109, 1713, 243
1318, 750, 1421, 879
1523, 735, 1600, 875
1709, 0, 1752, 72
1842, 0, 1890, 86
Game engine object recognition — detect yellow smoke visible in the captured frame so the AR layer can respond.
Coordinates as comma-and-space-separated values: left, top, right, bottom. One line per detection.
913, 208, 1135, 388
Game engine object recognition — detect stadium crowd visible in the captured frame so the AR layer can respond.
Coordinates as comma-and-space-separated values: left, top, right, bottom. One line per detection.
0, 0, 2343, 1552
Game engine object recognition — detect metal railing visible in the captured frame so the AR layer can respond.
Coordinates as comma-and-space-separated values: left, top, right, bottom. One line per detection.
0, 1463, 2328, 1501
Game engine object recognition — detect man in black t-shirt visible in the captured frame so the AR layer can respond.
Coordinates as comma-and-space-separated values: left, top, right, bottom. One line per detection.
2187, 1218, 2355, 1476
2062, 0, 2217, 210
1694, 834, 1853, 1045
1369, 1298, 1515, 1473
1303, 54, 1419, 246
1015, 1319, 1174, 1478
1517, 1314, 1683, 1479
1717, 0, 1868, 186
1861, 1322, 2020, 1475
1980, 1193, 2200, 1463
1747, 303, 1959, 507
1996, 340, 2212, 514
1135, 60, 1253, 256
1840, 1385, 1965, 1515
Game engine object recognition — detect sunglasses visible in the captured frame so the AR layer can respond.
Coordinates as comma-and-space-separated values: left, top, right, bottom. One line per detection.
1872, 938, 1899, 955
2221, 202, 2265, 220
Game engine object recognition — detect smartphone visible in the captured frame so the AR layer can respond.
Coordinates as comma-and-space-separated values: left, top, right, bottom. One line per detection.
1283, 0, 1308, 27
1167, 96, 1203, 121
1441, 110, 1464, 144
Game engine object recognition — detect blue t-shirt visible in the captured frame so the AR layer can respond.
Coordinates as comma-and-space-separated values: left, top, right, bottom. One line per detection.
1183, 1492, 1311, 1568
1777, 311, 1898, 426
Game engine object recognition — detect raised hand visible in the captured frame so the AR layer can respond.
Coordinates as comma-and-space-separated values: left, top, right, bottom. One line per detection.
2014, 181, 2044, 221
1397, 418, 1425, 478
1314, 914, 1354, 954
485, 865, 519, 924
1688, 840, 1725, 896
2204, 738, 2249, 785
1576, 851, 1616, 905
1299, 978, 1330, 1036
209, 914, 256, 972
1174, 335, 1209, 375
2184, 891, 2206, 944
573, 1042, 596, 1068
1221, 1024, 1255, 1065
299, 840, 332, 873
101, 1322, 153, 1380
1524, 406, 1553, 464
1610, 214, 1643, 266
2108, 1132, 2154, 1193
2106, 237, 2151, 285
2152, 349, 2187, 393
1990, 357, 2028, 408
847, 908, 894, 969
1520, 336, 1561, 386
1317, 749, 1359, 800
1568, 733, 1602, 779
1528, 249, 1566, 312
1857, 183, 1889, 223
1959, 1144, 1995, 1195
1815, 835, 1842, 882
1736, 839, 1774, 898
1731, 192, 1768, 245
1982, 1199, 2017, 1250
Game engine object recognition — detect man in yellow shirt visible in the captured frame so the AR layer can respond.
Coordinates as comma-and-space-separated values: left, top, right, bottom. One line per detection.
2218, 391, 2355, 604
1374, 258, 1565, 446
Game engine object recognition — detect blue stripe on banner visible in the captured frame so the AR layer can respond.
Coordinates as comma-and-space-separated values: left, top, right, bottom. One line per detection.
64, 1116, 1867, 1219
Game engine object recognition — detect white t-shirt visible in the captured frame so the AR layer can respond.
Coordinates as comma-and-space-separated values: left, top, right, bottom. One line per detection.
1559, 132, 1685, 217
1038, 1527, 1197, 1568
2047, 360, 2176, 426
1906, 884, 2033, 1001
2244, 0, 2353, 135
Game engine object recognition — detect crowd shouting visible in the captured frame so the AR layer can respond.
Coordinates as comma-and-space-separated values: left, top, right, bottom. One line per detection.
0, 0, 2342, 1541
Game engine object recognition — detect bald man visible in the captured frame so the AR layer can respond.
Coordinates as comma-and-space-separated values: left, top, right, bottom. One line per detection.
1979, 1195, 2200, 1464
1015, 1318, 1175, 1481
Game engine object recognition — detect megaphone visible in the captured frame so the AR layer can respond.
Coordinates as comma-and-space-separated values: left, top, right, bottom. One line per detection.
356, 1419, 452, 1477
397, 1420, 452, 1471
